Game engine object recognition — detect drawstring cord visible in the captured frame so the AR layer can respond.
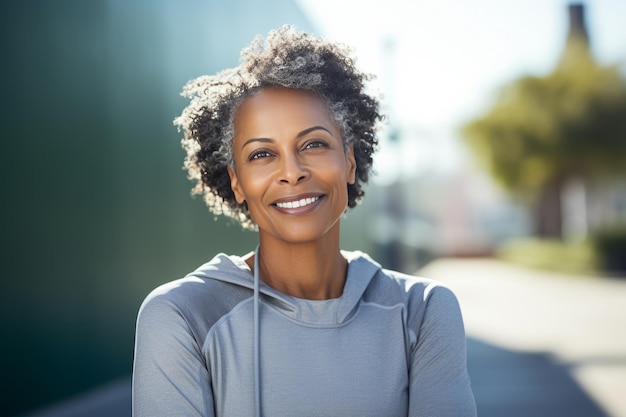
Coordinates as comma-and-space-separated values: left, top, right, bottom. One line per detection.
253, 245, 261, 417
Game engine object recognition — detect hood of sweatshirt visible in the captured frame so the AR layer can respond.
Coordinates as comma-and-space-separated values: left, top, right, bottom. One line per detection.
188, 248, 382, 326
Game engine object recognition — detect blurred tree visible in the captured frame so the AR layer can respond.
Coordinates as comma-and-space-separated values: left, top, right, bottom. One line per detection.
461, 4, 626, 238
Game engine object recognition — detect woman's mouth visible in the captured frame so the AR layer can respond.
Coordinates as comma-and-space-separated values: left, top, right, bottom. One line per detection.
274, 195, 321, 209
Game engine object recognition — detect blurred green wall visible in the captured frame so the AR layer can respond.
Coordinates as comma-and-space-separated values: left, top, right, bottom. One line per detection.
0, 1, 316, 415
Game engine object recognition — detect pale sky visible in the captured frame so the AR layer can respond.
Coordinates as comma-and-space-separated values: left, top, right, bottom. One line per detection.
296, 0, 626, 183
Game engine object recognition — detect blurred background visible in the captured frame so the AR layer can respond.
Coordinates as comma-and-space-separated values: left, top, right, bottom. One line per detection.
1, 0, 625, 416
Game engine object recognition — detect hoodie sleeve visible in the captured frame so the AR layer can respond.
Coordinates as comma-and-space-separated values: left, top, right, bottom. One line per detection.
408, 284, 477, 417
132, 290, 215, 417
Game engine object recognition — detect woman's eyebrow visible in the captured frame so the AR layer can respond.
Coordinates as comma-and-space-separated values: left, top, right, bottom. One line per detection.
241, 137, 273, 149
297, 126, 333, 138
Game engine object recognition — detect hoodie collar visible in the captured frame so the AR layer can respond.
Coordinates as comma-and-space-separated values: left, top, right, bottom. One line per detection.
191, 250, 381, 325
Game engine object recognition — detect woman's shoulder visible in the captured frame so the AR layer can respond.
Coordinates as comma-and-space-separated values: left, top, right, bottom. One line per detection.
347, 250, 458, 306
344, 250, 436, 285
137, 253, 254, 324
382, 269, 457, 307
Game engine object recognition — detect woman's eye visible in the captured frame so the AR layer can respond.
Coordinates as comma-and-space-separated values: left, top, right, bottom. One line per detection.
303, 140, 328, 150
249, 150, 272, 161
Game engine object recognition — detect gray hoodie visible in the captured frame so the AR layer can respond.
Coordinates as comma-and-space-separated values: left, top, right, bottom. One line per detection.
132, 249, 476, 416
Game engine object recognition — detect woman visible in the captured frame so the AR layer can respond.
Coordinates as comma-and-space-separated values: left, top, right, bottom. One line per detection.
133, 25, 477, 417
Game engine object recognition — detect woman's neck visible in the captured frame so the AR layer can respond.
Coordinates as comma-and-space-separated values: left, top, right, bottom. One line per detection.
247, 236, 347, 300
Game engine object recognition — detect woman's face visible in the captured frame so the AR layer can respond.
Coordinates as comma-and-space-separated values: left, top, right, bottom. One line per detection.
228, 87, 356, 244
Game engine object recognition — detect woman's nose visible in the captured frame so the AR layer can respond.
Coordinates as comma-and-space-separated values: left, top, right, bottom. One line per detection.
278, 153, 308, 185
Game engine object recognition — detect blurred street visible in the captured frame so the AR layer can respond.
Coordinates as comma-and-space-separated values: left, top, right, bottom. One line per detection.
420, 258, 626, 417
22, 258, 626, 417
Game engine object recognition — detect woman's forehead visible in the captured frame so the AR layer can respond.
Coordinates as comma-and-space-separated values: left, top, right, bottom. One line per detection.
233, 87, 338, 138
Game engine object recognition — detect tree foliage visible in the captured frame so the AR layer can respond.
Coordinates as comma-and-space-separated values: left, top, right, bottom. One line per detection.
461, 40, 626, 201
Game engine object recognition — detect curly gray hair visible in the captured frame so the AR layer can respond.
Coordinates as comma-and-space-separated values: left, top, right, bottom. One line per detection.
174, 25, 383, 229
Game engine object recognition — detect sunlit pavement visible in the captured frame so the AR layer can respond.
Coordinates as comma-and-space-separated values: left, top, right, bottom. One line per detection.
419, 258, 626, 417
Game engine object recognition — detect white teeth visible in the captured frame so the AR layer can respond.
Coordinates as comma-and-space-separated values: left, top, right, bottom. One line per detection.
276, 196, 320, 209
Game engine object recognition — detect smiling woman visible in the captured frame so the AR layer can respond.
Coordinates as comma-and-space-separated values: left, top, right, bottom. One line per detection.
132, 25, 477, 417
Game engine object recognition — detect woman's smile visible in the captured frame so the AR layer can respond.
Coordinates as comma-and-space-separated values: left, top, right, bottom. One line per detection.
272, 194, 324, 216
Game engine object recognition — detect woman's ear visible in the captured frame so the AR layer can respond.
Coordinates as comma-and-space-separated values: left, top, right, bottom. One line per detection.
346, 144, 357, 185
227, 166, 246, 204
